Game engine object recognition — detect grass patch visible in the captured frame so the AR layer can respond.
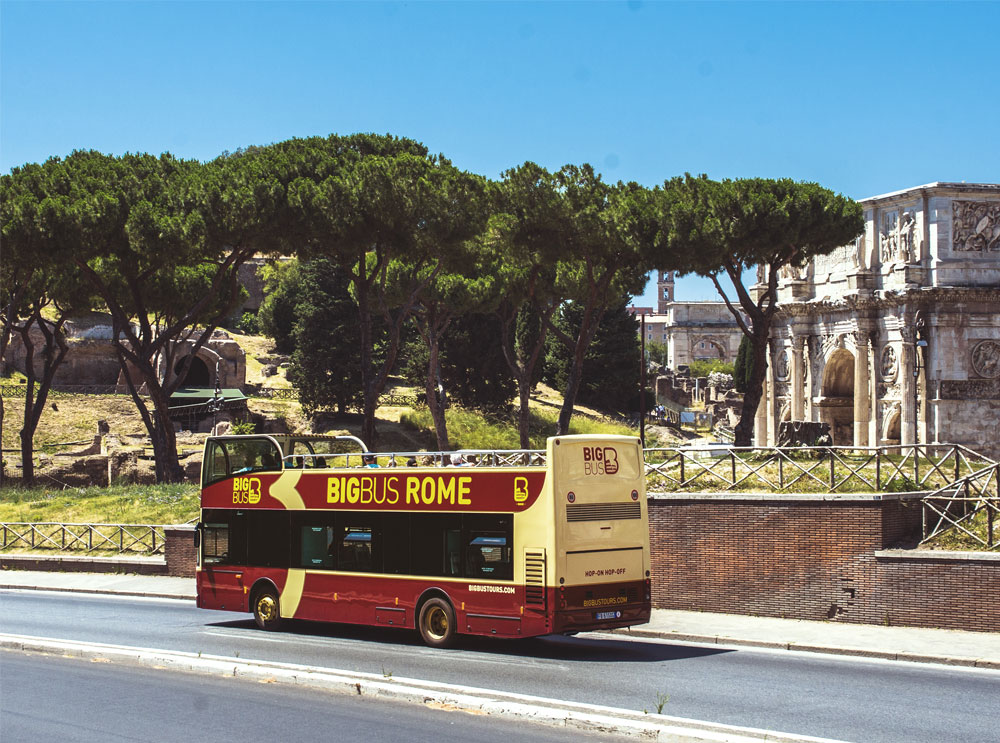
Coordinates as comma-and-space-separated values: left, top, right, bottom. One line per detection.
0, 482, 199, 525
922, 508, 1000, 551
400, 405, 635, 451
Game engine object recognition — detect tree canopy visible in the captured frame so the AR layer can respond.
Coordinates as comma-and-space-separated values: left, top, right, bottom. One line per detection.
651, 175, 863, 444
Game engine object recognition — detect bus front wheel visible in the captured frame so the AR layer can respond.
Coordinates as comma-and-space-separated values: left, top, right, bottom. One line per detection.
418, 598, 456, 648
252, 587, 282, 631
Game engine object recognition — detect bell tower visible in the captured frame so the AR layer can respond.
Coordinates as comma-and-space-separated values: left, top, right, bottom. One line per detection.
657, 270, 675, 313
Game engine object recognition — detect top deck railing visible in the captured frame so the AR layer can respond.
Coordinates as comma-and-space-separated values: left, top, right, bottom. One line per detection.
283, 449, 547, 469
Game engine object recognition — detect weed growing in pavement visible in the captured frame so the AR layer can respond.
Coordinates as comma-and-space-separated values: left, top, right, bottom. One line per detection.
655, 692, 669, 714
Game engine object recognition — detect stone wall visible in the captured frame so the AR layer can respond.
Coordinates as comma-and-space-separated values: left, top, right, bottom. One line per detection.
648, 493, 1000, 633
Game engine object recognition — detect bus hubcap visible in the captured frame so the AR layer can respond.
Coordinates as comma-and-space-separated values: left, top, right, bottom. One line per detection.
257, 595, 277, 621
428, 607, 448, 638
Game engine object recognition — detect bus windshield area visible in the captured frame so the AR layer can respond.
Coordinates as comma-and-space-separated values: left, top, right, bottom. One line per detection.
204, 437, 283, 485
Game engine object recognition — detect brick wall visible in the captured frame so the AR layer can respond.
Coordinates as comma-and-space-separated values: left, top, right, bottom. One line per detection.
875, 551, 1000, 633
648, 493, 1000, 633
164, 525, 197, 577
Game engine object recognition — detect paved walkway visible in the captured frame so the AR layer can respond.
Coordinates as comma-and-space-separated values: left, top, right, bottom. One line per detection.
2, 569, 998, 669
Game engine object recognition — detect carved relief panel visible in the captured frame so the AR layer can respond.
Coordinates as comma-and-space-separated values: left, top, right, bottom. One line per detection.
879, 207, 921, 264
971, 340, 1000, 379
952, 201, 1000, 252
880, 345, 898, 382
775, 348, 790, 381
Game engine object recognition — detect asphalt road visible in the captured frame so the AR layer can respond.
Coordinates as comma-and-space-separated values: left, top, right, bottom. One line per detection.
0, 650, 623, 743
3, 589, 999, 743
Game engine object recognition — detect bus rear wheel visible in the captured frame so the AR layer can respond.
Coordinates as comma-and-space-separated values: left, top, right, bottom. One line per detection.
418, 598, 456, 648
252, 587, 282, 631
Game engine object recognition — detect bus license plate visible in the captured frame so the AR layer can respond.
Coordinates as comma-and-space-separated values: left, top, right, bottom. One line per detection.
595, 610, 621, 620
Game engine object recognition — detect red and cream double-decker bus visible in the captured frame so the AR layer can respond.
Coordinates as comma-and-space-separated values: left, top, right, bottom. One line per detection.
196, 433, 650, 647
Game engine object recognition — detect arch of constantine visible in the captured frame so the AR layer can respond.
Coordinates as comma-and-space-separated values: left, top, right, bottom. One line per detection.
757, 182, 1000, 459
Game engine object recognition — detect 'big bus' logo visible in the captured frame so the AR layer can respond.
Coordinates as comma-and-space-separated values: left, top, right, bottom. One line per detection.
582, 446, 618, 476
233, 477, 262, 504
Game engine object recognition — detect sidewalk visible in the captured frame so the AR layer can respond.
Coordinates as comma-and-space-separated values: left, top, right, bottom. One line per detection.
2, 569, 998, 669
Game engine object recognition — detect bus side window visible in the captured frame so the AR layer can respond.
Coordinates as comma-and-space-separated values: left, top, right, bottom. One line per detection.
444, 529, 461, 576
202, 522, 230, 564
464, 514, 513, 580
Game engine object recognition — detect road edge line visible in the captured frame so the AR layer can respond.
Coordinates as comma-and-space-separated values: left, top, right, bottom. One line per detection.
0, 633, 849, 743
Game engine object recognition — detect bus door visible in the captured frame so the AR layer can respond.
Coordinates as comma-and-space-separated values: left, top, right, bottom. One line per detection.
199, 510, 248, 612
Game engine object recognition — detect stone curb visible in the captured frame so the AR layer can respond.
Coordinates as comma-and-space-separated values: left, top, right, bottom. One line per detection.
0, 583, 194, 601
0, 633, 848, 743
619, 628, 1000, 671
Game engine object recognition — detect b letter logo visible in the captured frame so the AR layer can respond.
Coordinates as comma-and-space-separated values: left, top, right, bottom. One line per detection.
514, 476, 529, 504
603, 447, 619, 474
583, 446, 619, 476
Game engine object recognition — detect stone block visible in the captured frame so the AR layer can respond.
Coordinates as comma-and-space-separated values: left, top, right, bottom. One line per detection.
778, 420, 832, 447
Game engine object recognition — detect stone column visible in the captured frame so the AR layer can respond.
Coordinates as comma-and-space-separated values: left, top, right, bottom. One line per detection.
853, 330, 871, 448
764, 339, 777, 446
899, 329, 916, 446
790, 335, 806, 421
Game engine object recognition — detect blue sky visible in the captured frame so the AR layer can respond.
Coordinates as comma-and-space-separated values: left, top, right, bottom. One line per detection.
3, 1, 998, 303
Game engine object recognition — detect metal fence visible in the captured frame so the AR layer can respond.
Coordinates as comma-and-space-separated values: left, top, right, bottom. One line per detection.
0, 522, 166, 555
920, 462, 1000, 551
644, 444, 994, 494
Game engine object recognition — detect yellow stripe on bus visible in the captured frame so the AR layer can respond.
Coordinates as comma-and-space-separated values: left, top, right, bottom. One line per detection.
270, 470, 305, 510
280, 569, 306, 618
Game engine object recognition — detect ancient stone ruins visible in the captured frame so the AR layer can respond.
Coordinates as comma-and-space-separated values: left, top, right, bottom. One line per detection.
756, 182, 1000, 459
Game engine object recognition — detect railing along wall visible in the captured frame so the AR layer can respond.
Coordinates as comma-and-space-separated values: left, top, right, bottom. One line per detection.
644, 444, 994, 494
920, 462, 1000, 551
0, 522, 166, 555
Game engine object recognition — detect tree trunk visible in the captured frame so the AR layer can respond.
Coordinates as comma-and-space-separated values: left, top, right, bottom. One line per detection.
555, 315, 601, 436
117, 350, 185, 484
734, 332, 769, 446
425, 333, 450, 451
147, 386, 185, 483
17, 325, 37, 485
517, 377, 532, 450
356, 279, 378, 448
0, 396, 5, 487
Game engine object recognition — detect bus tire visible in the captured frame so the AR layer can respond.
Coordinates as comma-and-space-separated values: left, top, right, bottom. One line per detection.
252, 586, 282, 631
418, 597, 456, 648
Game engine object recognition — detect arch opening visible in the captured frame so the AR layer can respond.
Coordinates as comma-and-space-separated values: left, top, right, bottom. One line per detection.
818, 349, 855, 445
175, 355, 210, 387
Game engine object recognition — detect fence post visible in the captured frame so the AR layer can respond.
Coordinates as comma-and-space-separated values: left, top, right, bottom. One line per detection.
679, 453, 685, 485
914, 446, 920, 485
955, 448, 961, 482
989, 499, 995, 550
731, 452, 737, 485
778, 454, 784, 490
876, 448, 881, 491
829, 450, 835, 490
